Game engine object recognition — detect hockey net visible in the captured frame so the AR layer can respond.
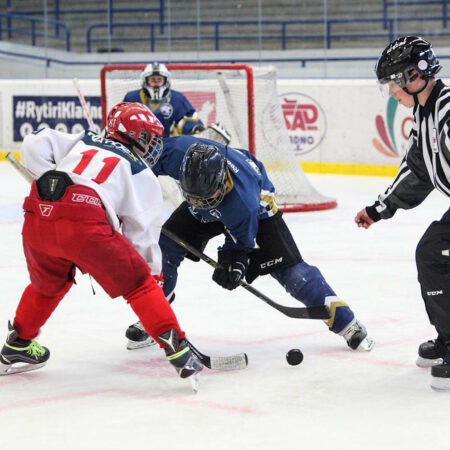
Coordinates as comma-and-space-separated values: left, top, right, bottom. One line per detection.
100, 63, 336, 212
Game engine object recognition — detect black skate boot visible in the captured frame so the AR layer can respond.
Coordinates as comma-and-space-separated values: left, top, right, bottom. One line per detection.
416, 338, 446, 368
340, 319, 375, 351
431, 346, 450, 392
125, 321, 155, 350
158, 328, 203, 390
0, 321, 50, 375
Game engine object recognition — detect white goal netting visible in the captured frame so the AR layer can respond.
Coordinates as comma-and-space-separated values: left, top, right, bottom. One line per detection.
101, 63, 336, 211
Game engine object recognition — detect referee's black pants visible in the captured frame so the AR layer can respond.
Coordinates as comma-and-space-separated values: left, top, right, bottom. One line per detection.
416, 207, 450, 341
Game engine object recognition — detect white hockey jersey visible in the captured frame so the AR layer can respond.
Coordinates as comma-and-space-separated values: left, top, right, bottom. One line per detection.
20, 128, 163, 275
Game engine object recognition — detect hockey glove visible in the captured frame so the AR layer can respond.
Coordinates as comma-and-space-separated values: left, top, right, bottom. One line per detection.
212, 250, 249, 290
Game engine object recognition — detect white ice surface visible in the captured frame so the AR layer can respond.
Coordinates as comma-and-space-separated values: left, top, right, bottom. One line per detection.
0, 163, 449, 450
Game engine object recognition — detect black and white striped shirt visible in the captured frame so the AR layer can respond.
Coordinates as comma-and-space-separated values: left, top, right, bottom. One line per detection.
367, 79, 450, 221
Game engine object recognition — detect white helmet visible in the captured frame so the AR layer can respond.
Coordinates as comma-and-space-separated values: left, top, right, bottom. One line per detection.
140, 62, 171, 102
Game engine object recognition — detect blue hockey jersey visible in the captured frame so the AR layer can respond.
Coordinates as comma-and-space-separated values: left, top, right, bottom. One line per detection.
123, 89, 204, 137
156, 135, 277, 253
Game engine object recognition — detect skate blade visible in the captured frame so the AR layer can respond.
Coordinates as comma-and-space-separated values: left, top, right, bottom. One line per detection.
190, 372, 200, 394
416, 356, 443, 368
126, 338, 157, 350
0, 361, 47, 375
430, 377, 450, 392
355, 336, 376, 352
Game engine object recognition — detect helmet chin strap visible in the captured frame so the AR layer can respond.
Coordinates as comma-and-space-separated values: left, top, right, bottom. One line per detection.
403, 77, 429, 101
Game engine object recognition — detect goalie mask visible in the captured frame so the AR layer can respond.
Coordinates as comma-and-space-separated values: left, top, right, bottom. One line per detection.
179, 143, 228, 209
375, 36, 441, 95
141, 62, 171, 102
105, 102, 164, 167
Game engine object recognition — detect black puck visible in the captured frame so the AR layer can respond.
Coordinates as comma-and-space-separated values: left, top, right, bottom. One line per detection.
286, 348, 303, 366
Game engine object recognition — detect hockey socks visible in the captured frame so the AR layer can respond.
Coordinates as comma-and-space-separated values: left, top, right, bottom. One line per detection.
124, 276, 185, 346
13, 283, 71, 340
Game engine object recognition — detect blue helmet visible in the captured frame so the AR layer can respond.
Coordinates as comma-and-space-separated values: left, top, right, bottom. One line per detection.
179, 143, 228, 209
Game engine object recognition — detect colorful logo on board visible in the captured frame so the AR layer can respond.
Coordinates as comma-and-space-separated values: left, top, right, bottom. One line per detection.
373, 96, 414, 157
280, 92, 327, 155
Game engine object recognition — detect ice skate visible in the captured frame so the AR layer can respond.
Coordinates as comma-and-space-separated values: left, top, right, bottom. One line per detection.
416, 339, 446, 368
126, 321, 156, 350
431, 356, 450, 391
340, 319, 375, 351
0, 321, 50, 375
158, 328, 203, 391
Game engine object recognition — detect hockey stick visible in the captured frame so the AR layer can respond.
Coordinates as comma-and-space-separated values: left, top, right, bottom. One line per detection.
161, 227, 331, 320
72, 78, 96, 131
6, 153, 35, 183
187, 340, 247, 371
5, 153, 248, 371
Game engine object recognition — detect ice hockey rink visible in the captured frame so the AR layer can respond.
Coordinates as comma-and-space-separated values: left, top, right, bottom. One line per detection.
0, 162, 449, 450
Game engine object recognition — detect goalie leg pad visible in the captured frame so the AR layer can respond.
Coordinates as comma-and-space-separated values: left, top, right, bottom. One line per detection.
246, 212, 303, 283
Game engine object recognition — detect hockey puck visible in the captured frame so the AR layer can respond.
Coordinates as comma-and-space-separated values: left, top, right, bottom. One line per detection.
286, 348, 303, 366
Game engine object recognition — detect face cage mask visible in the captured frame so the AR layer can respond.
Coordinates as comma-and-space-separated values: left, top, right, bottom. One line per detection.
145, 83, 169, 102
141, 135, 163, 168
183, 184, 227, 210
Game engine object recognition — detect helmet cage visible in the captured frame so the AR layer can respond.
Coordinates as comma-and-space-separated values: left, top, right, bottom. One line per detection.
182, 183, 227, 210
180, 143, 228, 210
106, 102, 164, 167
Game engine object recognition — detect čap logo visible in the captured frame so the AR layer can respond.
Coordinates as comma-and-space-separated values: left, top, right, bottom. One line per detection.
280, 92, 326, 155
373, 96, 414, 157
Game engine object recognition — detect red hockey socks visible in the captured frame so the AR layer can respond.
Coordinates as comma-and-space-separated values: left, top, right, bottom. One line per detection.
13, 282, 72, 340
124, 276, 185, 346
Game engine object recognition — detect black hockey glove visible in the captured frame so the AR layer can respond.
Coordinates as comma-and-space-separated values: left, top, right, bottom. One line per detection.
212, 250, 249, 290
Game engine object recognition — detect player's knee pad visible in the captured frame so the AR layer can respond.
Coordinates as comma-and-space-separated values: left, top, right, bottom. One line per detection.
271, 261, 335, 307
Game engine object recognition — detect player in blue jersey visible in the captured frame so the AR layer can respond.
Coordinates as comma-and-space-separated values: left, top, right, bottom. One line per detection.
126, 135, 375, 353
123, 62, 205, 137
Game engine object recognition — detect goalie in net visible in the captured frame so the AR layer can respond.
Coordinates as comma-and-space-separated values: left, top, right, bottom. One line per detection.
101, 63, 336, 212
123, 62, 230, 144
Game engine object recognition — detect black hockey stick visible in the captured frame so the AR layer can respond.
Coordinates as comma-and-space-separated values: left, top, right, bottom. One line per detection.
161, 228, 331, 320
187, 340, 248, 370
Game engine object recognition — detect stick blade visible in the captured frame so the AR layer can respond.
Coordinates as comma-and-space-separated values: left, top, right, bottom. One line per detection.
209, 353, 248, 371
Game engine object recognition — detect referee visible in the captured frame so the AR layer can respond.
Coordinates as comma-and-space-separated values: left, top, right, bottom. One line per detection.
355, 36, 450, 391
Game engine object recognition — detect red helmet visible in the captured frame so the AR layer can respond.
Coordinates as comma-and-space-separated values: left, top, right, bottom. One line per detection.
105, 102, 164, 167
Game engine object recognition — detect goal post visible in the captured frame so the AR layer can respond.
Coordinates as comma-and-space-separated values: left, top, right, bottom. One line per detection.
100, 63, 336, 212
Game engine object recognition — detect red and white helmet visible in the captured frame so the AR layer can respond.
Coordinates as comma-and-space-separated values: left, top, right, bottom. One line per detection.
106, 102, 164, 167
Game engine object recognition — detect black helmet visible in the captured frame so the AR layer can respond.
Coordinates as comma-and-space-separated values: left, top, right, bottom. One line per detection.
375, 36, 441, 88
179, 143, 228, 209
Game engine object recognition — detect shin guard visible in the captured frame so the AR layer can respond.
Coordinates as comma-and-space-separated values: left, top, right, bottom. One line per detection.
124, 277, 185, 346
